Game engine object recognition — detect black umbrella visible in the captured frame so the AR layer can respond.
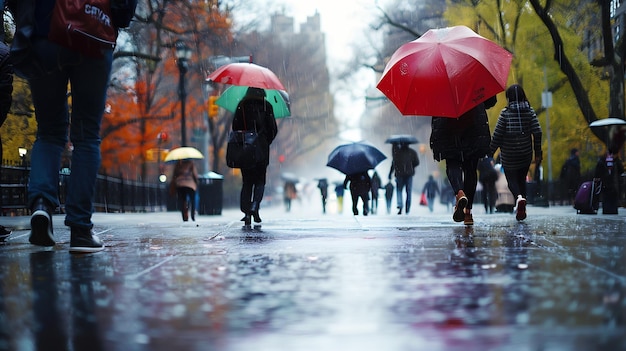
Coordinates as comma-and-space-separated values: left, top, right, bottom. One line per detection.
326, 142, 387, 175
385, 134, 418, 144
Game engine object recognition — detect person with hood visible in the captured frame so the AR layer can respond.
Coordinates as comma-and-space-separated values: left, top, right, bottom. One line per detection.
0, 24, 12, 239
430, 96, 496, 225
388, 143, 419, 214
233, 87, 278, 226
170, 159, 199, 221
490, 84, 542, 221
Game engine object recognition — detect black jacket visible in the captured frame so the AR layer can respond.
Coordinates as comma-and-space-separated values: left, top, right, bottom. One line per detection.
430, 103, 491, 162
232, 96, 278, 166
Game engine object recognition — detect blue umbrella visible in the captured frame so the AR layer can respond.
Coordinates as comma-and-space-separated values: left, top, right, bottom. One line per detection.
326, 142, 387, 175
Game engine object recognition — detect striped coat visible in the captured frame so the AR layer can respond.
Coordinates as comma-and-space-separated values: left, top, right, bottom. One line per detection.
490, 102, 542, 170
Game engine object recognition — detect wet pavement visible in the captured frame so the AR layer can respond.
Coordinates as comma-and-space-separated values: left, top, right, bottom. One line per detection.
0, 201, 625, 351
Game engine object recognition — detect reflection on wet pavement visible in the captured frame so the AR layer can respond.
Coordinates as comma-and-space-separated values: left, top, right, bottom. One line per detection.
0, 207, 624, 350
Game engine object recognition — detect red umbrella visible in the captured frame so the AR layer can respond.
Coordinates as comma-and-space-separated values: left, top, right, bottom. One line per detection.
376, 25, 513, 118
206, 62, 286, 90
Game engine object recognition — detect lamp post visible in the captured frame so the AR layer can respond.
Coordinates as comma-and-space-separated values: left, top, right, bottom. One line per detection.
175, 40, 192, 146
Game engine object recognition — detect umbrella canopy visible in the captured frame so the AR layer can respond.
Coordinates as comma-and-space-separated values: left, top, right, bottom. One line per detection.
589, 118, 626, 128
164, 147, 204, 162
590, 118, 626, 151
281, 172, 299, 183
206, 62, 286, 90
385, 134, 419, 144
216, 85, 290, 118
376, 25, 513, 118
326, 142, 387, 175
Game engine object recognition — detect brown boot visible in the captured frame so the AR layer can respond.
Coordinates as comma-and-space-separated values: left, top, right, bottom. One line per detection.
463, 210, 474, 226
453, 190, 468, 222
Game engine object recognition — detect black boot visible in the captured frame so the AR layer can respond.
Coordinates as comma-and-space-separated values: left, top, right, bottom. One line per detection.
251, 201, 261, 223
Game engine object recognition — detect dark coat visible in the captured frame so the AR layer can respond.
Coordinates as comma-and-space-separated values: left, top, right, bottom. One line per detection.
490, 102, 542, 170
232, 95, 278, 166
344, 172, 371, 197
0, 42, 12, 126
388, 145, 419, 178
430, 103, 491, 162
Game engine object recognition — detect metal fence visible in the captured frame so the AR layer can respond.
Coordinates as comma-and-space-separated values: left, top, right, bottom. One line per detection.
1, 165, 167, 216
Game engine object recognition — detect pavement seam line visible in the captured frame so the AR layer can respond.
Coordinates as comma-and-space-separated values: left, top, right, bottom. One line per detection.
125, 255, 177, 280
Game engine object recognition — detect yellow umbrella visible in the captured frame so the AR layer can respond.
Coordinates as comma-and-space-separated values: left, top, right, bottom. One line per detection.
164, 147, 204, 162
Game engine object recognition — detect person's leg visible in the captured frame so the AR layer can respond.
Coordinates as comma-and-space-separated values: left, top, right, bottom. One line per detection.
405, 176, 413, 214
26, 42, 72, 246
250, 165, 266, 223
462, 158, 479, 210
240, 169, 253, 223
176, 187, 189, 221
351, 189, 359, 215
503, 169, 520, 198
446, 159, 467, 222
64, 50, 112, 233
395, 177, 405, 214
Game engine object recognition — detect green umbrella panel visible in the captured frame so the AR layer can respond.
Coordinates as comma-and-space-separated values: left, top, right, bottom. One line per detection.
215, 85, 291, 118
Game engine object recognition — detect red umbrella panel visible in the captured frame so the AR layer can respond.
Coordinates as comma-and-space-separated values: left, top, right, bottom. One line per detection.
376, 25, 513, 118
206, 62, 286, 90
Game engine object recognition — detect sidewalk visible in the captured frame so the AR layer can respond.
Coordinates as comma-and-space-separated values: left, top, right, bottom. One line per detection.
0, 203, 625, 351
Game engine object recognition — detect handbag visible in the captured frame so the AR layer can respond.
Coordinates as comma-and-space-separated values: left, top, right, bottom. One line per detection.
419, 192, 428, 206
226, 130, 262, 169
48, 0, 118, 58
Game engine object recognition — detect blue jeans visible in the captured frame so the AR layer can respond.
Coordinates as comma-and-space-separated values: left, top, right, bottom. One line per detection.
27, 39, 112, 229
395, 176, 413, 211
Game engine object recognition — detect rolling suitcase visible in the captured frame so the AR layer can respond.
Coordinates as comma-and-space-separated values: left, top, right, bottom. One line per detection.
574, 179, 601, 214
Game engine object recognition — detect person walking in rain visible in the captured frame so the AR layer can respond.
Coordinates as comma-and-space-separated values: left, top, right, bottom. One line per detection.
370, 171, 381, 215
344, 171, 371, 216
421, 175, 440, 213
384, 181, 394, 214
284, 181, 297, 212
334, 182, 344, 214
388, 143, 419, 214
478, 156, 498, 214
560, 148, 581, 205
170, 159, 199, 221
594, 147, 624, 214
430, 96, 496, 225
233, 87, 278, 225
490, 84, 542, 221
317, 178, 329, 214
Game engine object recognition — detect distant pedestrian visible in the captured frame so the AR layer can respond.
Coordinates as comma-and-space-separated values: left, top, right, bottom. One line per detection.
170, 159, 199, 222
370, 171, 381, 215
384, 182, 394, 214
317, 178, 329, 214
594, 148, 624, 214
232, 87, 278, 225
388, 143, 419, 214
478, 156, 498, 214
284, 181, 297, 212
439, 181, 455, 212
334, 182, 345, 214
490, 84, 542, 221
560, 148, 581, 205
431, 96, 496, 225
344, 171, 371, 216
421, 175, 440, 213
